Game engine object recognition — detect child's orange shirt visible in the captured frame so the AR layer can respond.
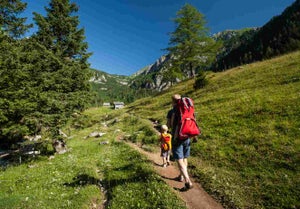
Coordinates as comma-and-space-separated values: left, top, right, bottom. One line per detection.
160, 132, 172, 151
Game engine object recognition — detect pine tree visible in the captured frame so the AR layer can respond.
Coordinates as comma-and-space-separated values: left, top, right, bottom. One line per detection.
0, 0, 93, 144
33, 0, 91, 63
0, 0, 32, 38
0, 36, 92, 143
31, 0, 92, 136
166, 4, 221, 79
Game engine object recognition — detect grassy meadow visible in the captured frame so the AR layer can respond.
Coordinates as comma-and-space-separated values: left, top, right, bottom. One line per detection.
125, 51, 300, 208
0, 107, 185, 209
0, 51, 299, 209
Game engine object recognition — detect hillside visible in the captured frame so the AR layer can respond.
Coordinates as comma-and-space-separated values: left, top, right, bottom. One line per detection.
215, 0, 300, 71
127, 0, 299, 92
126, 51, 300, 208
89, 69, 156, 105
1, 51, 299, 209
89, 69, 131, 104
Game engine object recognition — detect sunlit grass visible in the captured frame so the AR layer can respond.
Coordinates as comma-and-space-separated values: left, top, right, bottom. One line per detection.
1, 51, 299, 209
0, 107, 185, 209
125, 51, 300, 208
0, 139, 104, 209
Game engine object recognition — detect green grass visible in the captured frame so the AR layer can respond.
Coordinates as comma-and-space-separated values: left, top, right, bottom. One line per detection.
0, 108, 185, 209
101, 143, 185, 209
126, 51, 300, 208
1, 51, 299, 209
0, 140, 103, 209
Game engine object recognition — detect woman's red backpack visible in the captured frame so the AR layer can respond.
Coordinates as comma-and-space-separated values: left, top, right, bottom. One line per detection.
176, 97, 201, 140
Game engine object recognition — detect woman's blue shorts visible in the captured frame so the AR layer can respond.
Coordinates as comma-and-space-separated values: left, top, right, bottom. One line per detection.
172, 138, 191, 160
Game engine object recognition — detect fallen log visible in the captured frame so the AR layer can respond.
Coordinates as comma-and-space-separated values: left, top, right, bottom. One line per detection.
0, 150, 20, 159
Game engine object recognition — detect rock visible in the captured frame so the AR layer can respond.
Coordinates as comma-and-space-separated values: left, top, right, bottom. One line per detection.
100, 141, 109, 145
24, 135, 42, 141
88, 132, 106, 138
59, 129, 68, 138
52, 139, 67, 154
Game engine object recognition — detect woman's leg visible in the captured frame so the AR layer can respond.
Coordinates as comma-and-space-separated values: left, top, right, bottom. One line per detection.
183, 158, 188, 167
177, 159, 191, 184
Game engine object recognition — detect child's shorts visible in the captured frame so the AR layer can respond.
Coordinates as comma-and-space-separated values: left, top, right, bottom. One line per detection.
161, 149, 170, 158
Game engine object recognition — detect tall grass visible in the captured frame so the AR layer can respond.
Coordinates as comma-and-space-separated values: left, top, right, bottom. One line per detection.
126, 51, 300, 208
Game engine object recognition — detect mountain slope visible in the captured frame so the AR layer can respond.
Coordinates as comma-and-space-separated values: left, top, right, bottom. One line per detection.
215, 0, 300, 70
125, 51, 300, 208
129, 1, 299, 92
129, 55, 173, 92
89, 69, 133, 104
2, 51, 298, 209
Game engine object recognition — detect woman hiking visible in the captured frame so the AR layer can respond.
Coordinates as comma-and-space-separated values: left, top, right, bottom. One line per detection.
167, 94, 193, 191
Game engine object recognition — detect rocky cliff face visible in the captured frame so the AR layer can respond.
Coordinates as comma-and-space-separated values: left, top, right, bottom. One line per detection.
138, 55, 169, 76
133, 55, 169, 77
91, 29, 259, 92
90, 70, 129, 86
130, 54, 177, 91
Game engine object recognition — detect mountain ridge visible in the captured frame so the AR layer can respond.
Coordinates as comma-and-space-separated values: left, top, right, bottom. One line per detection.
89, 0, 299, 99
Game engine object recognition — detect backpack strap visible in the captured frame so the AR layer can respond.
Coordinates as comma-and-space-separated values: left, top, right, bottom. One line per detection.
181, 97, 194, 111
186, 97, 193, 107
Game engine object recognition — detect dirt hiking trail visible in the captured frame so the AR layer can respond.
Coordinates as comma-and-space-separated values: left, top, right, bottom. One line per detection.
128, 142, 224, 209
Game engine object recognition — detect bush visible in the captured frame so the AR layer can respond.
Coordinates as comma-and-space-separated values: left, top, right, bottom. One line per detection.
194, 71, 208, 89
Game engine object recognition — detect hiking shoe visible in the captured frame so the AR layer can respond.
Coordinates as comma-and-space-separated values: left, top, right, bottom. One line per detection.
180, 183, 193, 192
175, 175, 184, 182
185, 182, 193, 189
167, 162, 171, 166
163, 163, 167, 167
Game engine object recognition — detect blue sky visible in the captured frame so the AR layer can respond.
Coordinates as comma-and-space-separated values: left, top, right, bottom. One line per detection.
23, 0, 295, 76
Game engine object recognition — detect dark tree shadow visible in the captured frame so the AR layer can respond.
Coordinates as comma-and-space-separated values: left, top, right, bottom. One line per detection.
161, 175, 179, 181
153, 161, 163, 167
64, 174, 102, 187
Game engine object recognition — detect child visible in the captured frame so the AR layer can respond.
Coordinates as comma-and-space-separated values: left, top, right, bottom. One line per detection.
159, 125, 172, 167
